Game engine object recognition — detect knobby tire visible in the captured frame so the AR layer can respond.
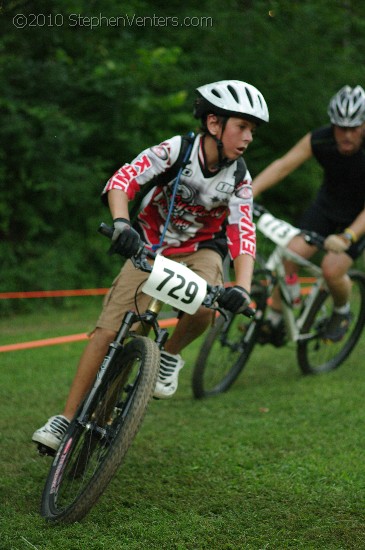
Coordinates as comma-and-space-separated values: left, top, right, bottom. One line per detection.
192, 281, 268, 398
41, 336, 160, 524
297, 270, 365, 374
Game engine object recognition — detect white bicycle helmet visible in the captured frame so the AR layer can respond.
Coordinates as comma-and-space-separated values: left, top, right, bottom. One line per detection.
194, 80, 269, 125
327, 85, 365, 127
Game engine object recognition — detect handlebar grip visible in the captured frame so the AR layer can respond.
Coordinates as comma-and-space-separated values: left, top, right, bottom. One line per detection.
98, 222, 156, 260
98, 223, 114, 239
252, 202, 268, 217
302, 230, 325, 248
243, 306, 255, 318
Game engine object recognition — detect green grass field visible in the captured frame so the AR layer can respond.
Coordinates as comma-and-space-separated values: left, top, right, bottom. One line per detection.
1, 299, 364, 549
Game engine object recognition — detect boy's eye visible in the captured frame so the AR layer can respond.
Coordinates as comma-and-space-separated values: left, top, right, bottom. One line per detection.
240, 124, 256, 135
240, 124, 255, 134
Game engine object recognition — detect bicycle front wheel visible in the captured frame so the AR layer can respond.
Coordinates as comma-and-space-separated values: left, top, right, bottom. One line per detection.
192, 282, 268, 398
297, 270, 365, 374
41, 336, 160, 524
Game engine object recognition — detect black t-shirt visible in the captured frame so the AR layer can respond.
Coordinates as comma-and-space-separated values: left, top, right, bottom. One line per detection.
311, 125, 365, 224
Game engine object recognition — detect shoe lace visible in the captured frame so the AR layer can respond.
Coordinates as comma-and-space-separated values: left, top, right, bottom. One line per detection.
49, 416, 69, 436
159, 354, 178, 381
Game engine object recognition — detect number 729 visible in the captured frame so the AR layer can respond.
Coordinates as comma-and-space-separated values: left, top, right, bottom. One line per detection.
156, 268, 199, 305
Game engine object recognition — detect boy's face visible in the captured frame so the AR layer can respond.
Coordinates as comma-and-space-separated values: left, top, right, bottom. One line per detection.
209, 116, 256, 160
333, 123, 365, 156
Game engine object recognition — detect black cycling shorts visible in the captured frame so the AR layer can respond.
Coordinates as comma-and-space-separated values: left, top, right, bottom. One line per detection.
298, 201, 365, 260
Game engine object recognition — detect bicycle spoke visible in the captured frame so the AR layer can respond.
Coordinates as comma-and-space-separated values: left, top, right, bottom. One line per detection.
297, 271, 365, 374
192, 281, 267, 397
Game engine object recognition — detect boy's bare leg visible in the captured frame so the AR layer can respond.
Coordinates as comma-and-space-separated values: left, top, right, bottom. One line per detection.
62, 328, 116, 420
164, 306, 213, 355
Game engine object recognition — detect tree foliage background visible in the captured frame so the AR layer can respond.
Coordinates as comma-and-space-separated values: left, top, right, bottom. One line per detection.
1, 0, 364, 307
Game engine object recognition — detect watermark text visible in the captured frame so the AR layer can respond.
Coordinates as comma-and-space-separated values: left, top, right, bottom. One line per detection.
12, 13, 214, 30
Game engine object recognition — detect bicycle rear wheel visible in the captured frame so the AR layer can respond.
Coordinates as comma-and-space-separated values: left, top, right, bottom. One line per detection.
41, 336, 160, 524
192, 281, 268, 398
297, 270, 365, 374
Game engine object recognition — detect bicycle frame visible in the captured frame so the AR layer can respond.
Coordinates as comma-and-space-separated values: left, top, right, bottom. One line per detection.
192, 203, 365, 399
264, 240, 326, 343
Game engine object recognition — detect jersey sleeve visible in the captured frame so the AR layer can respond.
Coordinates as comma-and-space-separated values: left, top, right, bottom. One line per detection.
102, 135, 182, 201
225, 170, 256, 260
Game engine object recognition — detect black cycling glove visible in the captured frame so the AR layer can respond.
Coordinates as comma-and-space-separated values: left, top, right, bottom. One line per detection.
111, 218, 142, 258
217, 285, 251, 314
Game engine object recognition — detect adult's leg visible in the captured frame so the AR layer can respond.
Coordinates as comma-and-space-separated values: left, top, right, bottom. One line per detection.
321, 251, 353, 307
270, 234, 317, 311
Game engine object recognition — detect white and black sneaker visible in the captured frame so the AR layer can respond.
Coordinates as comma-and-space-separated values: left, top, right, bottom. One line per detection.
32, 415, 70, 451
154, 351, 185, 399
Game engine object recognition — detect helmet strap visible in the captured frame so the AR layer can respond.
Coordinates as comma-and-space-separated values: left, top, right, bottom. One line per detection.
208, 117, 234, 168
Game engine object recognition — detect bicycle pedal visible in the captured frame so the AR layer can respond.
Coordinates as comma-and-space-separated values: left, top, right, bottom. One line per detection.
36, 443, 56, 457
257, 321, 286, 347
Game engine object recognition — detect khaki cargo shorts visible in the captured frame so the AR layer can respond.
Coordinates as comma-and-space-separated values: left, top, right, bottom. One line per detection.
96, 249, 224, 333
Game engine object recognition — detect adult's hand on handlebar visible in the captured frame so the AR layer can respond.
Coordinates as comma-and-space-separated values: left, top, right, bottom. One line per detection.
217, 285, 251, 314
324, 234, 351, 254
111, 218, 142, 258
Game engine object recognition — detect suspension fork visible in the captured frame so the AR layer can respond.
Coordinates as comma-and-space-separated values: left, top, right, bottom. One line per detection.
135, 298, 169, 348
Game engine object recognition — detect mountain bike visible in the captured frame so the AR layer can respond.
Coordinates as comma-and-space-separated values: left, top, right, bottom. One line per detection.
39, 223, 245, 524
192, 204, 365, 398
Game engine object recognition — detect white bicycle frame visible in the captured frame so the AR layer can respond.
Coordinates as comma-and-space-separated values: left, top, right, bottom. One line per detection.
257, 211, 327, 343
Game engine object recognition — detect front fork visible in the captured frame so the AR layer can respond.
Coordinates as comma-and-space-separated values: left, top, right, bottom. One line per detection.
77, 303, 168, 425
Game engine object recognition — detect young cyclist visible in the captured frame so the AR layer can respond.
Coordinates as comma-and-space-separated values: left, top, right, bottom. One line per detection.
252, 85, 365, 341
32, 79, 269, 452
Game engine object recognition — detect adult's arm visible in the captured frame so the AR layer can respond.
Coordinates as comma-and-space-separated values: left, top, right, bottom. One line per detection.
252, 133, 313, 198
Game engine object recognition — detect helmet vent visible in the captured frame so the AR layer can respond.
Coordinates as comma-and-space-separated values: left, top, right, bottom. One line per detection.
245, 87, 254, 108
227, 84, 239, 103
212, 89, 222, 98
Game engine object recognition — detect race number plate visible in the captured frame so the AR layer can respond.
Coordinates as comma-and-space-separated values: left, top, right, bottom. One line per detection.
257, 213, 300, 247
142, 255, 207, 315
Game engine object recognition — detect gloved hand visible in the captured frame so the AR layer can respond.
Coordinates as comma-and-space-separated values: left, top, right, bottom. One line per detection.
217, 285, 251, 314
111, 218, 142, 258
324, 234, 351, 253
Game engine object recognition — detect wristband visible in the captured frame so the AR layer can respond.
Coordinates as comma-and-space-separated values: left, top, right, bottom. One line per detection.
344, 228, 357, 243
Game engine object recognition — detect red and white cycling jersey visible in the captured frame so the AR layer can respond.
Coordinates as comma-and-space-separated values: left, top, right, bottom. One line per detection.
102, 134, 255, 259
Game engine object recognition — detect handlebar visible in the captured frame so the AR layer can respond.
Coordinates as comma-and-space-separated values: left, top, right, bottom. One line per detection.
98, 223, 254, 319
252, 202, 269, 217
301, 230, 325, 248
98, 222, 155, 272
253, 202, 326, 250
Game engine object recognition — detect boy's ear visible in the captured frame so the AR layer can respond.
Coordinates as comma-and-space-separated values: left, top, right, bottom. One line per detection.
206, 114, 221, 136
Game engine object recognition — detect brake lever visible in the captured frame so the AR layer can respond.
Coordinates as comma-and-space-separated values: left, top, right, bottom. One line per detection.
211, 305, 255, 321
130, 247, 153, 273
